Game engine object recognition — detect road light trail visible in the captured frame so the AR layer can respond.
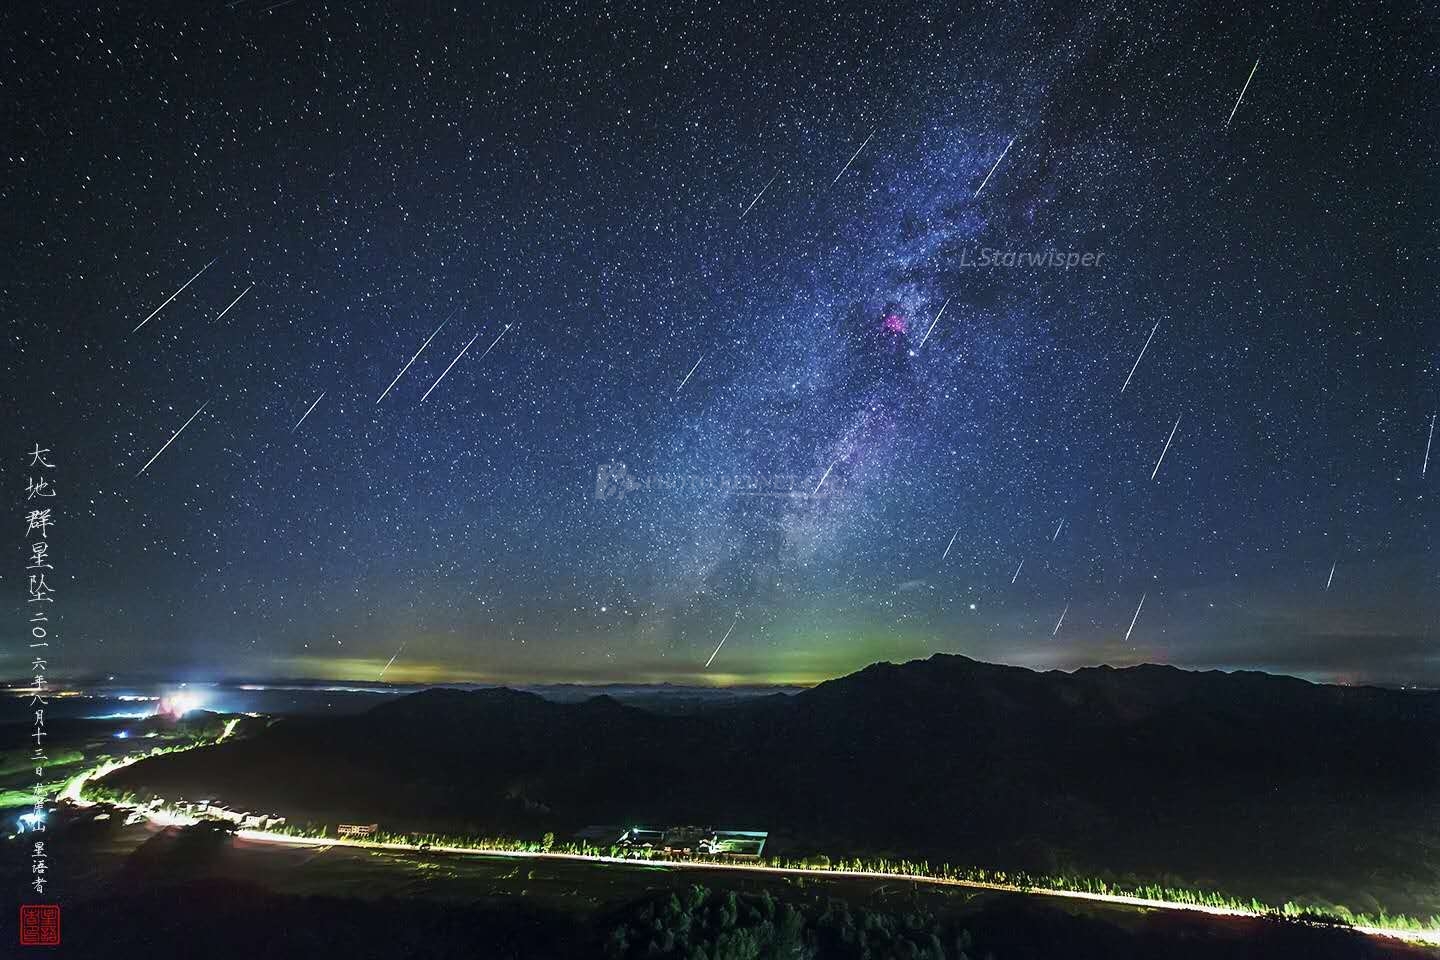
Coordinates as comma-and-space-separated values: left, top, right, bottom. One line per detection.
207, 835, 1440, 947
421, 330, 482, 402
831, 130, 875, 185
1225, 58, 1260, 127
132, 259, 216, 333
211, 284, 254, 324
918, 297, 951, 348
67, 744, 1440, 949
1119, 322, 1159, 395
136, 401, 210, 476
705, 616, 739, 668
292, 391, 325, 432
1151, 415, 1182, 480
973, 137, 1015, 199
377, 312, 453, 404
1124, 592, 1146, 643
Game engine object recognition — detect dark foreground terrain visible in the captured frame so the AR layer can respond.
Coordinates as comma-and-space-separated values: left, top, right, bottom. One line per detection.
65, 877, 1430, 960
5, 817, 1433, 960
107, 655, 1440, 921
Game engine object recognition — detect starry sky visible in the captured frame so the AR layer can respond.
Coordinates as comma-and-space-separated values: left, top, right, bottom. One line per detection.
3, 1, 1436, 687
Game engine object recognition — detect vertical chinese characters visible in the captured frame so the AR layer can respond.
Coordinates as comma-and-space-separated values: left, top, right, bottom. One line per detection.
23, 442, 57, 897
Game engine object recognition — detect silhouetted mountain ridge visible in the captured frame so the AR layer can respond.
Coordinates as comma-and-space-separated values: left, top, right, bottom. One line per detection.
106, 655, 1440, 915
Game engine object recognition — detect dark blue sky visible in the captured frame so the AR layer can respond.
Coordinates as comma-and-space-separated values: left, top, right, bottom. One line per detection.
3, 1, 1435, 686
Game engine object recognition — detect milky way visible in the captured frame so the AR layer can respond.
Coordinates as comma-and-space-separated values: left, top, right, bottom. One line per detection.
3, 1, 1435, 686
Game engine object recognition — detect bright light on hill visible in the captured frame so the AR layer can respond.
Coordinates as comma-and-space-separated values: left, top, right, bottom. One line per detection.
157, 691, 204, 717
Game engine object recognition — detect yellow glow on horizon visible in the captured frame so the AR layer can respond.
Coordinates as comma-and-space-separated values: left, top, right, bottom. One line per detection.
274, 654, 848, 688
275, 625, 954, 688
279, 656, 499, 685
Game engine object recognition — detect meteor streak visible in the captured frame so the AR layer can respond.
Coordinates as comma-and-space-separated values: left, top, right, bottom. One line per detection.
211, 284, 254, 324
1053, 602, 1069, 636
1120, 322, 1159, 395
421, 330, 482, 402
1123, 593, 1146, 643
813, 460, 837, 496
292, 391, 325, 432
705, 615, 739, 668
1011, 559, 1024, 585
1326, 561, 1336, 591
136, 401, 210, 475
1151, 415, 1182, 480
1225, 58, 1260, 127
476, 322, 514, 361
677, 354, 704, 393
831, 130, 875, 185
740, 174, 778, 220
941, 528, 960, 561
132, 258, 216, 333
377, 641, 407, 681
1424, 413, 1435, 477
1052, 518, 1065, 541
918, 297, 951, 348
377, 312, 453, 403
973, 137, 1015, 199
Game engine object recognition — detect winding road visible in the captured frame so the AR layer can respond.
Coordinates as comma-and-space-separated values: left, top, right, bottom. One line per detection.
61, 739, 1440, 949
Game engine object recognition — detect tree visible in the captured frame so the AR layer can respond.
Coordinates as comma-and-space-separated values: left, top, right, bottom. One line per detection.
685, 884, 708, 914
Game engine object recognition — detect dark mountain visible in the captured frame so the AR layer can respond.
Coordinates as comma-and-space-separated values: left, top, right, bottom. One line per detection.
105, 655, 1440, 917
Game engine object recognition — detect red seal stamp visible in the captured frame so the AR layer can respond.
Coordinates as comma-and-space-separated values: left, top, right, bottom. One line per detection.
19, 904, 60, 946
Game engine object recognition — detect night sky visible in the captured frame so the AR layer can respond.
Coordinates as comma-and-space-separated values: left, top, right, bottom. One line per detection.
4, 1, 1435, 687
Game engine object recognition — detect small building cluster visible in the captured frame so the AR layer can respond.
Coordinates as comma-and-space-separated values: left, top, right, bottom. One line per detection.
612, 825, 768, 860
171, 797, 286, 831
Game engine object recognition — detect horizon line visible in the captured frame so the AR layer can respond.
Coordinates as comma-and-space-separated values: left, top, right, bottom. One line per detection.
1, 653, 1429, 694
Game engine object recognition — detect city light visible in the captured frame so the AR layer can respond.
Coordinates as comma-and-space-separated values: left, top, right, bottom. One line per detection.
157, 691, 205, 717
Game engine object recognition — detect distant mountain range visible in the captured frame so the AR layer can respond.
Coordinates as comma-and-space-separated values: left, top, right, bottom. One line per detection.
105, 655, 1440, 918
